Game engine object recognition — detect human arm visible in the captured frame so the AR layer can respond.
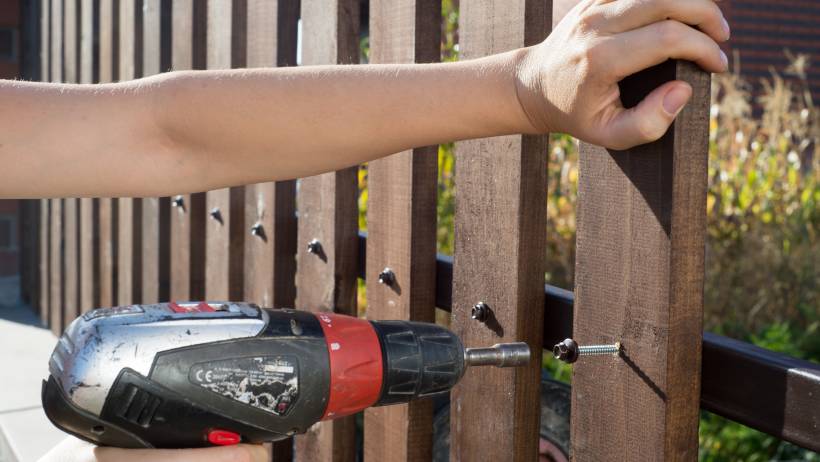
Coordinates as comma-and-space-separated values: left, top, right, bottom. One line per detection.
39, 436, 269, 462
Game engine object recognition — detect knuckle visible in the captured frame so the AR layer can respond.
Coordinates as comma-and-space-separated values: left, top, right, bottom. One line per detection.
658, 20, 684, 46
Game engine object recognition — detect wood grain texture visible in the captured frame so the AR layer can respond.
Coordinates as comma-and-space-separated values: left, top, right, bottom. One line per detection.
363, 2, 440, 461
141, 0, 171, 304
98, 0, 117, 307
243, 0, 298, 310
204, 0, 246, 302
169, 0, 206, 302
79, 0, 98, 312
49, 0, 64, 334
293, 1, 359, 461
449, 2, 550, 461
571, 61, 710, 461
63, 0, 80, 321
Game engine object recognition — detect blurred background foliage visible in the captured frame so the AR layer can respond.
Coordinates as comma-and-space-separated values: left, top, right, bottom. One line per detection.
357, 1, 818, 459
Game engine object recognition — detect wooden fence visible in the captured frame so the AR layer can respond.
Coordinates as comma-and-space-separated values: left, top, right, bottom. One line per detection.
19, 0, 820, 461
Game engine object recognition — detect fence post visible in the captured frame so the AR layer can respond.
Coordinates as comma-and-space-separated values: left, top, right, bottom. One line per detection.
204, 0, 246, 302
243, 2, 300, 460
63, 0, 80, 324
49, 0, 64, 336
39, 0, 51, 326
449, 2, 550, 461
571, 62, 710, 460
293, 1, 360, 461
79, 0, 99, 312
117, 0, 142, 306
98, 0, 117, 308
169, 0, 206, 302
363, 1, 440, 461
141, 0, 172, 304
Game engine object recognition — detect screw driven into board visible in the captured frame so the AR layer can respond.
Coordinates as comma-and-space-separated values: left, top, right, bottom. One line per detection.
553, 338, 621, 364
306, 239, 322, 255
250, 223, 265, 239
209, 207, 223, 224
171, 195, 185, 210
471, 302, 491, 322
378, 268, 395, 285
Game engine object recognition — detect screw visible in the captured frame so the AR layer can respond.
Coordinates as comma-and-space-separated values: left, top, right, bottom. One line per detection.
552, 338, 621, 364
306, 239, 322, 255
250, 222, 265, 238
471, 302, 490, 322
171, 196, 184, 208
209, 207, 222, 223
378, 268, 395, 285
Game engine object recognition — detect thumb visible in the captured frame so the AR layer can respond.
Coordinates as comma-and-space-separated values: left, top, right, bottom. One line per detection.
605, 81, 692, 150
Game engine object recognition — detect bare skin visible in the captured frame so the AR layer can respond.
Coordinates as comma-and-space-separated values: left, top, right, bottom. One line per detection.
32, 0, 729, 460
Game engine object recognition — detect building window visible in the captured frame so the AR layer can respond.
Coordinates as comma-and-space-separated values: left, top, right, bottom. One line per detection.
0, 28, 17, 62
0, 216, 16, 251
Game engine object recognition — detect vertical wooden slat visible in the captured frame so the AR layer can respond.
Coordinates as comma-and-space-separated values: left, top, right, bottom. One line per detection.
141, 0, 171, 304
363, 2, 439, 461
169, 0, 207, 302
98, 0, 117, 307
79, 0, 99, 312
39, 0, 51, 326
243, 0, 298, 310
63, 0, 80, 324
571, 62, 710, 460
204, 0, 246, 302
117, 0, 142, 306
449, 2, 550, 461
49, 0, 64, 335
244, 3, 299, 460
294, 2, 359, 461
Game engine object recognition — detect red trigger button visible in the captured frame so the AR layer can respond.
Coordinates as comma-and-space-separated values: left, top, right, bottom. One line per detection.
208, 429, 241, 446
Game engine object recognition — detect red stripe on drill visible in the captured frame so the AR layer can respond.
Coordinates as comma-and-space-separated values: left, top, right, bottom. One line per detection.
169, 301, 216, 313
314, 312, 383, 420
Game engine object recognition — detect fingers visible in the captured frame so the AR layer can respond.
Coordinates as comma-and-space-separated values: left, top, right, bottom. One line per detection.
594, 0, 730, 43
94, 444, 269, 462
603, 20, 728, 79
603, 80, 692, 149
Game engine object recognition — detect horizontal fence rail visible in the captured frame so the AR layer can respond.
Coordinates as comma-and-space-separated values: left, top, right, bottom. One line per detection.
354, 232, 820, 453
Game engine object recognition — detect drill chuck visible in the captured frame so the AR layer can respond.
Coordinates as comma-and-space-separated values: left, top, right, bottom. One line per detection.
42, 302, 530, 449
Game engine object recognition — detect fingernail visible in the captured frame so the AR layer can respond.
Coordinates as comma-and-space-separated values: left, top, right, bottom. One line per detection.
663, 86, 691, 116
720, 49, 729, 70
721, 16, 731, 40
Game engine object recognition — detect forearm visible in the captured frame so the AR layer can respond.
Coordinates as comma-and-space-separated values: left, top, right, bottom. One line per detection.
157, 49, 535, 193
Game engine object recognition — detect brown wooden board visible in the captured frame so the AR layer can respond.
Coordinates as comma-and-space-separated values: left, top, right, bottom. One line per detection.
571, 61, 710, 460
169, 0, 207, 302
293, 1, 359, 461
98, 0, 117, 307
79, 0, 99, 312
62, 0, 80, 323
449, 2, 550, 461
141, 0, 171, 304
363, 1, 439, 461
49, 0, 64, 335
116, 0, 142, 306
204, 0, 246, 302
39, 0, 51, 326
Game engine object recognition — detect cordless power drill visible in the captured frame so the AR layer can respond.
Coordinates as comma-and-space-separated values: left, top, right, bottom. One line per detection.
42, 301, 530, 448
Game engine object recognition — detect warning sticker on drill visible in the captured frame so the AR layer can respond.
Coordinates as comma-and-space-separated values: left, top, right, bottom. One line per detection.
188, 356, 299, 416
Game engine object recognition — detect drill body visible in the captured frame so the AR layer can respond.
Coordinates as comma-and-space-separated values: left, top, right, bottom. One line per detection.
42, 302, 526, 448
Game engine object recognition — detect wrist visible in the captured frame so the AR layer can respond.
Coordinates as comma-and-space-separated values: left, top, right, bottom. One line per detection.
510, 46, 552, 135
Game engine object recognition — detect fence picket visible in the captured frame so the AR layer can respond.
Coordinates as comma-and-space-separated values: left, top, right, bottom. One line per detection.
169, 0, 207, 302
293, 1, 360, 461
363, 1, 440, 461
39, 0, 51, 326
48, 0, 64, 336
449, 2, 550, 461
97, 0, 117, 307
204, 0, 246, 302
571, 61, 710, 461
79, 0, 98, 312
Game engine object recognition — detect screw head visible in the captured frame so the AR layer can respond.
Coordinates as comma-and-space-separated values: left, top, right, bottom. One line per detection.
251, 223, 265, 238
553, 338, 579, 364
471, 302, 490, 322
306, 239, 322, 254
378, 268, 395, 285
209, 207, 222, 222
171, 196, 184, 208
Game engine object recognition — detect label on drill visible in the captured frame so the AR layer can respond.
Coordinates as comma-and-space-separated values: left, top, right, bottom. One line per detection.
188, 356, 299, 416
